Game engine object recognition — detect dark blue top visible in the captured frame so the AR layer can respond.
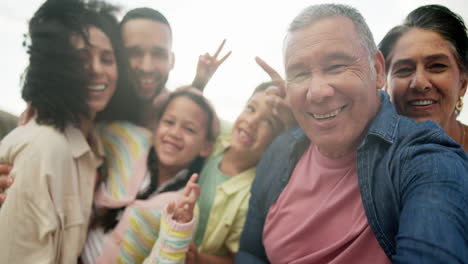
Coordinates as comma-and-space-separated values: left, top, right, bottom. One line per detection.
236, 91, 468, 264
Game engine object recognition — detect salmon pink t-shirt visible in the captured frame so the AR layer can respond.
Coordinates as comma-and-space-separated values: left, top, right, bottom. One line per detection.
263, 145, 391, 264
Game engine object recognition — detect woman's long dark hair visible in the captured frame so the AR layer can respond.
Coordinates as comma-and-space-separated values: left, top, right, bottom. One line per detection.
22, 0, 90, 131
21, 0, 143, 131
91, 3, 143, 124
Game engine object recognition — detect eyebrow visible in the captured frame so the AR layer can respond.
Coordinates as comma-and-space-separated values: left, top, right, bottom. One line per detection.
286, 52, 357, 75
391, 59, 414, 69
164, 112, 201, 128
126, 46, 168, 53
424, 53, 450, 62
101, 49, 115, 56
392, 53, 450, 68
322, 52, 357, 63
285, 63, 305, 78
84, 43, 114, 55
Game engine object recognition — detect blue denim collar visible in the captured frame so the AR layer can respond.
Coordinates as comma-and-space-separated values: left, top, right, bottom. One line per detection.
363, 90, 399, 145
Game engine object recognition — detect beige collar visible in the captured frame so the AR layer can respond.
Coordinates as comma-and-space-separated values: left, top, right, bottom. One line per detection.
63, 124, 104, 161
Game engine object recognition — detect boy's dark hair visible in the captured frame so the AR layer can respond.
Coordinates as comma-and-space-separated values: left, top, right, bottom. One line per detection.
247, 81, 276, 101
252, 81, 275, 96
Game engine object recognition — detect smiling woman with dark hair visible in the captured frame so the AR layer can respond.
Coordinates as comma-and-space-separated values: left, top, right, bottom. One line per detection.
379, 4, 468, 151
0, 0, 131, 262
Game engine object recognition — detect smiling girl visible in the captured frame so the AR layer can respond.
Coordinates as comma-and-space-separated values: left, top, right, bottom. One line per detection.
83, 86, 219, 263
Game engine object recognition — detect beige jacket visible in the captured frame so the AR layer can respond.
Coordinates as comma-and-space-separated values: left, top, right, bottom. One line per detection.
0, 120, 103, 264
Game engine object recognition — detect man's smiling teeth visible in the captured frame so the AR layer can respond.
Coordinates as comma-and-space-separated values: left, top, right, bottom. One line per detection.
141, 78, 154, 84
311, 107, 343, 120
410, 100, 435, 106
88, 84, 106, 91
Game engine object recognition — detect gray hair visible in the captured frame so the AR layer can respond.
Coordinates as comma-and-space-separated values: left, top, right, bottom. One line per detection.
288, 4, 377, 78
289, 4, 377, 55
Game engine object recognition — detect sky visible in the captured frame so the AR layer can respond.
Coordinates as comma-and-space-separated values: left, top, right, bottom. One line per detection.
1, 0, 468, 123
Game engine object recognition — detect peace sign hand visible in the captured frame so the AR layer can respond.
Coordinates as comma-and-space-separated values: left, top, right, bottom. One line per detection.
192, 39, 232, 90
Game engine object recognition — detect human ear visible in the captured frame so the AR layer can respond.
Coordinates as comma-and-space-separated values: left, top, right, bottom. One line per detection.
459, 72, 467, 97
170, 52, 175, 70
373, 51, 386, 89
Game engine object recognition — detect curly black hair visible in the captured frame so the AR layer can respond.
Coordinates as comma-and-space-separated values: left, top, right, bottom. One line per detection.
22, 0, 143, 131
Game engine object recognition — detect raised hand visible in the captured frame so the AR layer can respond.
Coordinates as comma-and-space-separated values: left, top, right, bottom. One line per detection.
255, 56, 296, 130
192, 39, 232, 91
167, 173, 200, 223
0, 164, 13, 204
255, 56, 286, 97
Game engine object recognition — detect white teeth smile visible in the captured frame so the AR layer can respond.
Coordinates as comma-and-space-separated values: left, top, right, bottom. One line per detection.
239, 130, 253, 144
311, 107, 344, 120
163, 141, 181, 152
141, 79, 154, 84
410, 100, 435, 106
88, 84, 106, 91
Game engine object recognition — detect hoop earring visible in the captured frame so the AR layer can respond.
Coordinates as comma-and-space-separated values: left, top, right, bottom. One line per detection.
456, 96, 464, 112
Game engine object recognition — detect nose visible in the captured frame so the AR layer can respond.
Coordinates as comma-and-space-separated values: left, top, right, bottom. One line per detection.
139, 53, 155, 73
409, 68, 431, 93
167, 124, 182, 138
305, 76, 334, 103
90, 56, 103, 77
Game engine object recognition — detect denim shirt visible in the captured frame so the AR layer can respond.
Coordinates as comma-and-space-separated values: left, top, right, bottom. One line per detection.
236, 91, 468, 264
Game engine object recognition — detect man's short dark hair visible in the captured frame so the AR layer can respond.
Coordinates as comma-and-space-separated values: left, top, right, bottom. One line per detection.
120, 7, 172, 36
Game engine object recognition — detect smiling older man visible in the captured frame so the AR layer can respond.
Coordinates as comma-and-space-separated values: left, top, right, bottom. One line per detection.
236, 4, 468, 264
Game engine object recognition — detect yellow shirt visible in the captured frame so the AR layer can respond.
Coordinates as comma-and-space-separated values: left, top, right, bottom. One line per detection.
197, 122, 255, 256
0, 120, 103, 263
198, 166, 254, 256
